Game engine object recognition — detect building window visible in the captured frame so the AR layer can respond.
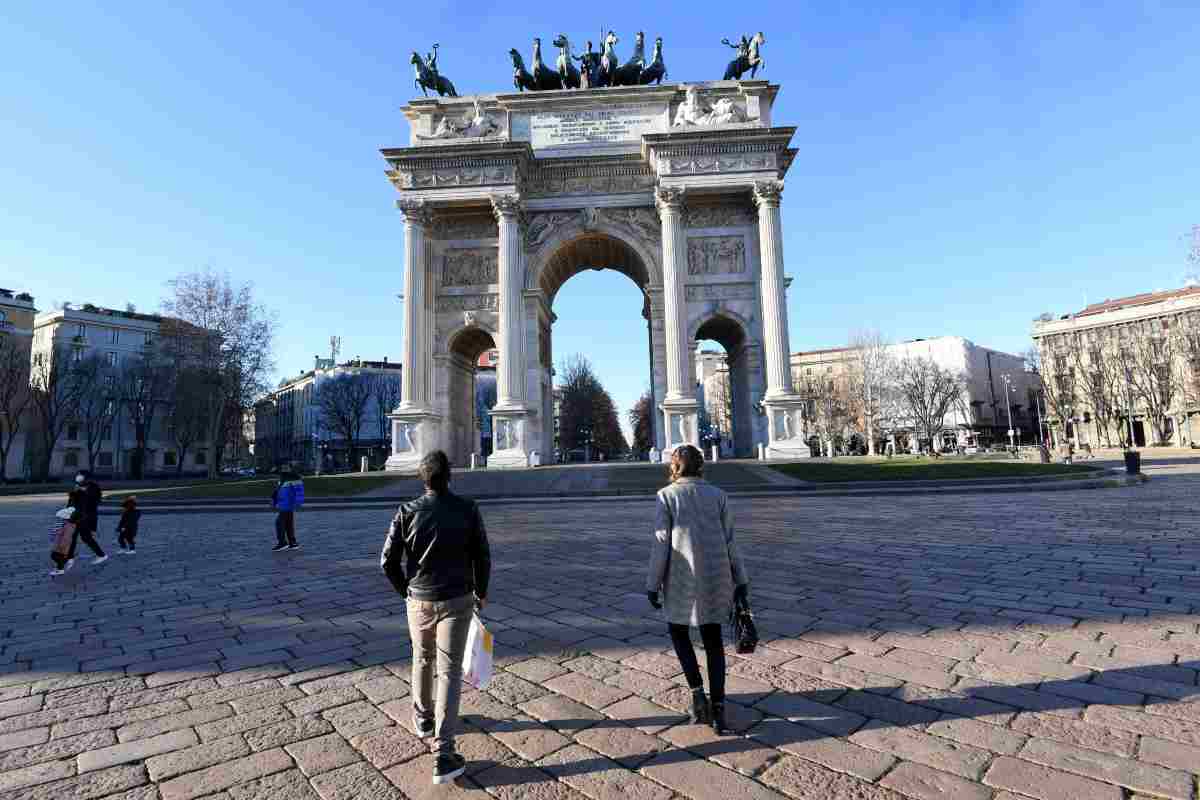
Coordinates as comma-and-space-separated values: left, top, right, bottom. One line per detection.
105, 351, 117, 367
75, 323, 86, 339
63, 450, 79, 468
164, 451, 177, 466
110, 328, 119, 344
66, 424, 79, 441
72, 347, 83, 363
101, 424, 112, 441
104, 375, 116, 390
195, 450, 207, 465
144, 332, 154, 347
98, 452, 113, 467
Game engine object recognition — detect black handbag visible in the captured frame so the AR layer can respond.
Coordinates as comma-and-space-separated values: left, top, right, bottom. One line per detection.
731, 595, 758, 654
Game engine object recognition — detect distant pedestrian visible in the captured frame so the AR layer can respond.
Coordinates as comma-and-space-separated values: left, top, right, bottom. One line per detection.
380, 450, 491, 786
647, 444, 749, 736
117, 496, 142, 554
71, 470, 108, 564
271, 468, 305, 551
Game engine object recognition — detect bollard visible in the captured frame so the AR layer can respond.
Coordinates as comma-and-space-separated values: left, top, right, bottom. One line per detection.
470, 453, 478, 470
360, 456, 369, 473
711, 445, 720, 462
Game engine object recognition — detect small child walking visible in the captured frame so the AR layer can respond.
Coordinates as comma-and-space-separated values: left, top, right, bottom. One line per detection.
117, 496, 141, 554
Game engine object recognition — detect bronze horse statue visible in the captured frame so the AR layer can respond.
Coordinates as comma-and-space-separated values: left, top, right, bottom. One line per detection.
552, 33, 581, 89
598, 31, 620, 87
722, 31, 766, 80
611, 31, 645, 86
509, 49, 537, 92
411, 51, 457, 97
530, 37, 563, 90
639, 36, 667, 85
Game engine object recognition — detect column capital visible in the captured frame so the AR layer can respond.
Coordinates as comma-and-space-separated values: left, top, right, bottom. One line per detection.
752, 180, 785, 208
655, 186, 687, 217
396, 198, 434, 227
490, 193, 523, 221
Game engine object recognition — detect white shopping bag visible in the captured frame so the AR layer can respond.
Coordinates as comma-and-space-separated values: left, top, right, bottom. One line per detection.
462, 614, 494, 689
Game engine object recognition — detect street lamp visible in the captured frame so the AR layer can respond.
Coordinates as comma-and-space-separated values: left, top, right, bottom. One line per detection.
1001, 374, 1016, 452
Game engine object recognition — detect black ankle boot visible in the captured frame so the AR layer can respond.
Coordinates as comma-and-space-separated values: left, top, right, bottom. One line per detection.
710, 701, 729, 735
689, 688, 710, 724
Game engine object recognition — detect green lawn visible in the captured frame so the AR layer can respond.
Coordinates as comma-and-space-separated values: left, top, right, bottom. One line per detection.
107, 473, 411, 500
770, 457, 1099, 483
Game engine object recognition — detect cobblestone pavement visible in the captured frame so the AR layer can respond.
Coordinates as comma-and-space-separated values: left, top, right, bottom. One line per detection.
2, 476, 1200, 800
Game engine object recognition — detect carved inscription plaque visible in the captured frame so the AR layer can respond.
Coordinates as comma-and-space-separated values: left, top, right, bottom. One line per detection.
687, 236, 746, 275
442, 248, 498, 286
527, 105, 666, 148
436, 294, 498, 312
685, 283, 756, 301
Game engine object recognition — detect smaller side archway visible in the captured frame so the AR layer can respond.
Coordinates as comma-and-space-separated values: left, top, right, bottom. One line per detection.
691, 310, 762, 458
442, 325, 498, 467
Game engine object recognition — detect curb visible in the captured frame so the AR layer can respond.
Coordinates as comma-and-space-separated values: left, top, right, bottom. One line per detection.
99, 472, 1148, 515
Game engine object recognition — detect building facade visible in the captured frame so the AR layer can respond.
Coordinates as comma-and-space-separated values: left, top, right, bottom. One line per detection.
0, 290, 36, 480
694, 348, 735, 455
1031, 286, 1200, 448
29, 304, 209, 478
790, 336, 1041, 454
254, 358, 404, 472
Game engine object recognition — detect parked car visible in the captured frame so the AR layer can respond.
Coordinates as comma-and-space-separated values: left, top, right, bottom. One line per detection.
237, 467, 256, 477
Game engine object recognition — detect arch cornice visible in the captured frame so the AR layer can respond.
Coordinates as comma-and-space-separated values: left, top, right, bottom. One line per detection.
524, 211, 664, 302
688, 306, 757, 347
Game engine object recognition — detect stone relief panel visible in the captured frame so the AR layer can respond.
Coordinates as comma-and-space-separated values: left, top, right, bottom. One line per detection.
665, 153, 775, 175
524, 206, 661, 253
687, 236, 746, 275
685, 283, 756, 302
527, 160, 655, 197
686, 204, 755, 229
524, 212, 577, 252
435, 294, 499, 312
435, 215, 497, 241
441, 248, 498, 286
391, 164, 517, 190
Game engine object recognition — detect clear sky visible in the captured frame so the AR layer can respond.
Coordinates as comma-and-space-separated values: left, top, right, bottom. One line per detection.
4, 2, 1198, 433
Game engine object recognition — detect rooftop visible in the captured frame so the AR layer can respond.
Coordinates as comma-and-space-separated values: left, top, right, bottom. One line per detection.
1068, 285, 1200, 319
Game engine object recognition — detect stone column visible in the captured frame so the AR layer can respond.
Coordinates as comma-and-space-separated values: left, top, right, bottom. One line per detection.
656, 187, 699, 459
754, 180, 794, 398
386, 198, 442, 472
488, 193, 530, 468
398, 199, 432, 411
657, 187, 691, 402
492, 194, 525, 411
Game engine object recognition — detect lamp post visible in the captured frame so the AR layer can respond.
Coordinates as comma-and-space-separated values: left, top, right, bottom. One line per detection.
1001, 374, 1015, 452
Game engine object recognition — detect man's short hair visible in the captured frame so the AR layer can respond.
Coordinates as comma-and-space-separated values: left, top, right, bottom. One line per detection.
418, 450, 451, 491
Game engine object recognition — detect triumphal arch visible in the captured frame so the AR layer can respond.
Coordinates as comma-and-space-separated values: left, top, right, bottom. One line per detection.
382, 79, 810, 470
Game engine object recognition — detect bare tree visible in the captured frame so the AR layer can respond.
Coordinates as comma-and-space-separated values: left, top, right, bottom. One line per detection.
168, 367, 209, 474
120, 355, 171, 478
800, 368, 851, 456
162, 271, 276, 478
0, 333, 33, 482
74, 354, 118, 471
372, 372, 402, 444
28, 345, 90, 480
1123, 318, 1180, 444
319, 371, 373, 468
1171, 310, 1200, 443
895, 355, 965, 453
628, 390, 655, 455
847, 329, 894, 455
1029, 339, 1079, 447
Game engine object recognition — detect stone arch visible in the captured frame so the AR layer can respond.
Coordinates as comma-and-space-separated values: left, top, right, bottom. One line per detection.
442, 324, 498, 467
525, 217, 663, 302
691, 308, 760, 458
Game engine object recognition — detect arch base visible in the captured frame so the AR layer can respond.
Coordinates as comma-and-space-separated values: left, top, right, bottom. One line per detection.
384, 411, 443, 473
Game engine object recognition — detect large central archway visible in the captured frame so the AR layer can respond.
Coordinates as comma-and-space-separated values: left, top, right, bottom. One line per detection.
525, 220, 666, 459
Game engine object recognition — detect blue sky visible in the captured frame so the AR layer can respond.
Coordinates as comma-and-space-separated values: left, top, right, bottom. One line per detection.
4, 2, 1198, 429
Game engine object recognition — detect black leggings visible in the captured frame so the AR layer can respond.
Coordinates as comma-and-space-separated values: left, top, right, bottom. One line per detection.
669, 623, 725, 703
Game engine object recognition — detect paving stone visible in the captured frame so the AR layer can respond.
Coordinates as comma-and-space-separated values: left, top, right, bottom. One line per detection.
753, 693, 865, 737
471, 757, 588, 799
538, 743, 674, 800
287, 687, 362, 717
228, 686, 306, 713
573, 723, 667, 768
0, 727, 49, 755
926, 715, 1027, 755
286, 732, 362, 776
116, 703, 233, 743
1019, 735, 1194, 799
488, 717, 572, 761
193, 705, 292, 742
157, 747, 292, 800
598, 696, 678, 735
356, 676, 408, 705
78, 727, 198, 773
0, 763, 146, 800
561, 656, 623, 682
311, 761, 403, 800
0, 758, 75, 793
455, 729, 517, 773
227, 767, 321, 800
1137, 734, 1200, 772
518, 694, 604, 733
659, 720, 779, 776
0, 729, 114, 772
147, 733, 252, 781
383, 754, 491, 798
752, 718, 895, 781
544, 673, 630, 711
0, 697, 109, 735
322, 700, 393, 738
759, 753, 905, 799
486, 672, 551, 707
850, 722, 991, 780
506, 659, 569, 684
348, 725, 426, 769
983, 755, 1123, 800
879, 760, 994, 800
244, 713, 335, 751
1010, 711, 1138, 757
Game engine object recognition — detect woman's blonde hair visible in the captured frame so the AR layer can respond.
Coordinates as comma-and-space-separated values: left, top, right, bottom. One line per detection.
669, 444, 704, 482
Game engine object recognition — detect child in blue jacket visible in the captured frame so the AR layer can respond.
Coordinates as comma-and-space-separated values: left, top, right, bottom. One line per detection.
271, 469, 305, 551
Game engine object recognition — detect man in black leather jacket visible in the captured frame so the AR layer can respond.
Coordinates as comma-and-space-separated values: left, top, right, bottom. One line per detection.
380, 450, 490, 786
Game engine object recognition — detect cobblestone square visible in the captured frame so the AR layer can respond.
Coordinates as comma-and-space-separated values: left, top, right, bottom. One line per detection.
2, 473, 1200, 799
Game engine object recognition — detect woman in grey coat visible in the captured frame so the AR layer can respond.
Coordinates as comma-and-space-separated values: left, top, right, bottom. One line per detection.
646, 445, 749, 734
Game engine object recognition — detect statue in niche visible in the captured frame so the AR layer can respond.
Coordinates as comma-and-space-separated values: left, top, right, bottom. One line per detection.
416, 98, 501, 140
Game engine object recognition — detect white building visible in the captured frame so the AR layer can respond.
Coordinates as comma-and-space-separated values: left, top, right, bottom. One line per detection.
29, 304, 209, 478
790, 336, 1042, 453
0, 290, 36, 480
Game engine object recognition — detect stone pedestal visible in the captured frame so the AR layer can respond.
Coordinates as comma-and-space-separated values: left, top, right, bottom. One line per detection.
487, 410, 530, 469
763, 398, 811, 459
660, 397, 700, 460
384, 412, 442, 472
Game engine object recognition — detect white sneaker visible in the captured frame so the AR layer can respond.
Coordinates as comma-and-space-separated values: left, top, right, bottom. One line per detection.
49, 569, 64, 577
92, 555, 109, 565
64, 559, 75, 572
127, 549, 136, 555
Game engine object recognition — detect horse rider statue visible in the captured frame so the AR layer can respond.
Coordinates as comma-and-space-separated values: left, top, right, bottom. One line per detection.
721, 31, 766, 80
